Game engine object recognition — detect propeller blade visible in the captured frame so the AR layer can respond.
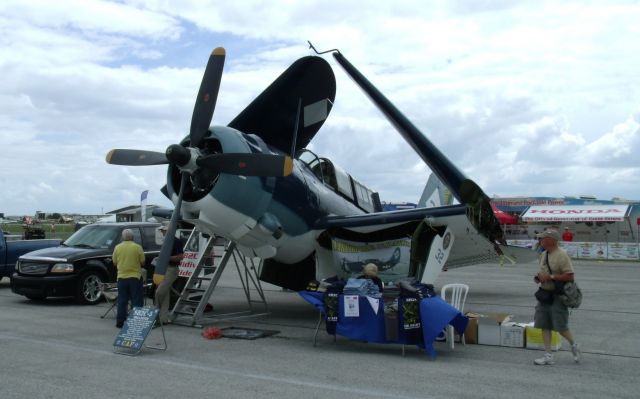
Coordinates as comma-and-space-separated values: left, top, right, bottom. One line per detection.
196, 153, 293, 177
105, 149, 168, 166
190, 47, 226, 148
153, 172, 187, 284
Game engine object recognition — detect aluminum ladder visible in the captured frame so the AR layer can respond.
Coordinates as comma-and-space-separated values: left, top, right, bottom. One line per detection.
170, 232, 269, 327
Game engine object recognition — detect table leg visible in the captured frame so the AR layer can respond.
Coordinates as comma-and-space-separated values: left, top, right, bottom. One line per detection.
313, 311, 322, 347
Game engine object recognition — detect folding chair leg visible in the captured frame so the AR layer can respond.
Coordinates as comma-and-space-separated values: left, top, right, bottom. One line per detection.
313, 311, 323, 347
100, 302, 116, 319
448, 325, 455, 349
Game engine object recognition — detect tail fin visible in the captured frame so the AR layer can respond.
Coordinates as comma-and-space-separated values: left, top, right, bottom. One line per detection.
418, 173, 453, 208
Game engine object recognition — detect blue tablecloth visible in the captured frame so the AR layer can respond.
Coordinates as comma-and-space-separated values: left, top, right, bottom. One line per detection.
299, 291, 468, 358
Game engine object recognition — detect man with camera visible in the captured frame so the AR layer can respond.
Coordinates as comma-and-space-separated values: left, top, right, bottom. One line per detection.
533, 229, 581, 365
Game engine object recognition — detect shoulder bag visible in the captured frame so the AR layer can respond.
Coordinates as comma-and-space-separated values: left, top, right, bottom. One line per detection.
534, 253, 555, 304
544, 252, 583, 308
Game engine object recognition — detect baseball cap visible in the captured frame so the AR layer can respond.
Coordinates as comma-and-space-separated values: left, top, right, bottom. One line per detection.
536, 229, 561, 241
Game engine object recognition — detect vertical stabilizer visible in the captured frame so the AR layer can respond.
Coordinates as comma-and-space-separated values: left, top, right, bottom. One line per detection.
418, 173, 453, 208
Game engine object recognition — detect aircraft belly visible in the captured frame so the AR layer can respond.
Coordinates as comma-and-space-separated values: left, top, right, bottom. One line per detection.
270, 230, 316, 263
235, 230, 316, 263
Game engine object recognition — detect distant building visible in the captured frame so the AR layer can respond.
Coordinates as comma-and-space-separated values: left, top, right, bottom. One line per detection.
107, 205, 162, 222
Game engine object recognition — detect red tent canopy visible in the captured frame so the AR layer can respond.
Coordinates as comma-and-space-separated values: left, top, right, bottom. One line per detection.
491, 203, 519, 224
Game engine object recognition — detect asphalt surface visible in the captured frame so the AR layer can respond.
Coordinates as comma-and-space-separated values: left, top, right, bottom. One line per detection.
0, 258, 638, 399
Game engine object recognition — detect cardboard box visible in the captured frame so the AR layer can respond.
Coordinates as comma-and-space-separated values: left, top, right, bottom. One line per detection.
464, 312, 480, 344
477, 313, 512, 346
525, 323, 561, 351
500, 322, 526, 348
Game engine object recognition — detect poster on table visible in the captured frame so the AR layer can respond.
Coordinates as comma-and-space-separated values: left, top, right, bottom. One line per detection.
577, 242, 608, 259
607, 243, 639, 260
331, 237, 411, 281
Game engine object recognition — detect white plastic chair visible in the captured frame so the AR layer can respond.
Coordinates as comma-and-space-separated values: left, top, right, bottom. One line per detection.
440, 283, 469, 349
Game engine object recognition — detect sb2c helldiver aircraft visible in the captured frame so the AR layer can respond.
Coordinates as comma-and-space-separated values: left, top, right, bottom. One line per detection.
106, 44, 533, 290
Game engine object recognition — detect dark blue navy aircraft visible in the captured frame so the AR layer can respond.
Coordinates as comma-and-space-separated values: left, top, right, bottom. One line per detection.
106, 46, 532, 290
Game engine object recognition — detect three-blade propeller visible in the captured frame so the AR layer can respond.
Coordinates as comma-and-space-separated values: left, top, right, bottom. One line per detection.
105, 47, 293, 282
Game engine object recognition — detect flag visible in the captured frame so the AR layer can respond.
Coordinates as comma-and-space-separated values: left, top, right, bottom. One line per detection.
140, 190, 149, 221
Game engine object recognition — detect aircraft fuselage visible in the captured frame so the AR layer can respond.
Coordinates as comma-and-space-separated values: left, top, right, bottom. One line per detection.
169, 126, 370, 264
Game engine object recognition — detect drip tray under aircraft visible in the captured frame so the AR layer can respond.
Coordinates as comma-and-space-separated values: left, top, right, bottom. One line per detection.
222, 327, 280, 340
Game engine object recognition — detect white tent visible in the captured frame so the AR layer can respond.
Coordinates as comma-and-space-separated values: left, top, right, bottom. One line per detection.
521, 204, 630, 222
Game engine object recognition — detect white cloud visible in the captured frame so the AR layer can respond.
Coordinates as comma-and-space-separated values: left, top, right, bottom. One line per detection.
0, 0, 182, 39
1, 1, 639, 215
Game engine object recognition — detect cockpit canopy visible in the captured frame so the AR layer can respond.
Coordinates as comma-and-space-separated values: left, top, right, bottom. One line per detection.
298, 149, 381, 213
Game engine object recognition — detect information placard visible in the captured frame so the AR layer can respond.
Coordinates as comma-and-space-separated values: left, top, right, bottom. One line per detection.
113, 307, 158, 352
607, 243, 639, 260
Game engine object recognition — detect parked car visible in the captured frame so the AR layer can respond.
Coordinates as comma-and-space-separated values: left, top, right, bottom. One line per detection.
11, 222, 161, 304
0, 229, 61, 281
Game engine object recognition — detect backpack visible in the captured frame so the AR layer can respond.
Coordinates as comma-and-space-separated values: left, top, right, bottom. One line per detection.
558, 281, 582, 308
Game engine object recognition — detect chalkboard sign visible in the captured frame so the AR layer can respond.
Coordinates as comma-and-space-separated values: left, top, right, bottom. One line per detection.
113, 307, 158, 354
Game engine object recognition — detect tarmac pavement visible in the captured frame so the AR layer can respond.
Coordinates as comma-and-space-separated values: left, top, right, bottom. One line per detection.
0, 258, 638, 399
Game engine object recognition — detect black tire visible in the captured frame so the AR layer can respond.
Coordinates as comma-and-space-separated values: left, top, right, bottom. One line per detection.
25, 293, 47, 301
76, 271, 105, 305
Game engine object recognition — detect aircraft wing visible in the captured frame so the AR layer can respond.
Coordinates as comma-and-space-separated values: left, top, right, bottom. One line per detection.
228, 56, 336, 155
314, 204, 467, 230
314, 205, 537, 276
331, 52, 504, 246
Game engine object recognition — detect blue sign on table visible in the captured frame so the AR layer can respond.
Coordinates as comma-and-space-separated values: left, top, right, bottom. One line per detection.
113, 307, 158, 351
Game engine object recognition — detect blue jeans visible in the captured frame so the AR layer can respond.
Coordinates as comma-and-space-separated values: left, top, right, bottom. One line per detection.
116, 278, 144, 324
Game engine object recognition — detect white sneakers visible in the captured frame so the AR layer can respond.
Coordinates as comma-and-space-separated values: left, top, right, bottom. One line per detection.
534, 343, 582, 365
534, 352, 555, 365
571, 343, 582, 363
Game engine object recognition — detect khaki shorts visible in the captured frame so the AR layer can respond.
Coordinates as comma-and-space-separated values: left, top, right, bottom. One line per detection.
534, 296, 569, 332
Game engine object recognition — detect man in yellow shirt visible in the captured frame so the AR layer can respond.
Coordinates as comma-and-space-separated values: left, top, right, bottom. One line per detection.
112, 229, 145, 328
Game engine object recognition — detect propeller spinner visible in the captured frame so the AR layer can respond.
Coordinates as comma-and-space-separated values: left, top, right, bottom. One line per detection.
105, 47, 293, 282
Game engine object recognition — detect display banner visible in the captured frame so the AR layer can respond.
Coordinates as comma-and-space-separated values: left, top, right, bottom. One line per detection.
577, 242, 608, 259
522, 205, 629, 222
331, 237, 411, 280
507, 240, 639, 261
559, 242, 579, 258
607, 243, 639, 260
506, 239, 537, 249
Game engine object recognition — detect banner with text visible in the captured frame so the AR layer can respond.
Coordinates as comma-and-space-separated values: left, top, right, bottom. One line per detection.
331, 237, 411, 280
522, 205, 629, 222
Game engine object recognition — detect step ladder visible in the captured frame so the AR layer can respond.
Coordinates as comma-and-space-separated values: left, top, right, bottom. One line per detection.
170, 229, 269, 327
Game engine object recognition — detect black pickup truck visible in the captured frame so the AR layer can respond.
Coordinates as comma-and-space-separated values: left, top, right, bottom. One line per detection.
11, 222, 161, 304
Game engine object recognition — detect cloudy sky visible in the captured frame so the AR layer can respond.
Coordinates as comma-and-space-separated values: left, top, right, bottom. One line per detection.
1, 0, 638, 216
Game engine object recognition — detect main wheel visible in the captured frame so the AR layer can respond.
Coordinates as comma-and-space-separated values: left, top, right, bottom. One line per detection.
76, 271, 105, 305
